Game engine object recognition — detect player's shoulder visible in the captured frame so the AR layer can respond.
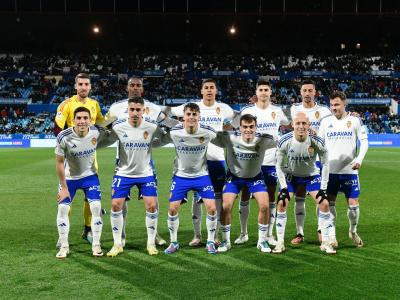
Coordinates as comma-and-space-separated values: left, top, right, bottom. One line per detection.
200, 124, 216, 133
57, 97, 74, 111
144, 99, 161, 109
57, 127, 74, 143
317, 103, 332, 114
171, 124, 184, 131
110, 98, 128, 108
310, 134, 325, 146
277, 132, 293, 147
143, 119, 158, 129
255, 132, 274, 140
320, 114, 334, 124
240, 104, 255, 114
112, 118, 127, 128
347, 114, 363, 126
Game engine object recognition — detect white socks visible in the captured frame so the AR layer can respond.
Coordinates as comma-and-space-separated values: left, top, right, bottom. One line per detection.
192, 193, 202, 237
239, 200, 250, 234
89, 201, 103, 246
110, 210, 123, 246
57, 204, 70, 247
206, 213, 217, 242
294, 196, 306, 236
145, 210, 158, 247
348, 204, 360, 233
221, 224, 231, 244
258, 223, 268, 244
168, 213, 179, 243
276, 211, 287, 243
318, 211, 333, 243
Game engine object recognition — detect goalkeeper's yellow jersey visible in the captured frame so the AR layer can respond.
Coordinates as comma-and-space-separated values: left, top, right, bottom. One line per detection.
55, 95, 105, 129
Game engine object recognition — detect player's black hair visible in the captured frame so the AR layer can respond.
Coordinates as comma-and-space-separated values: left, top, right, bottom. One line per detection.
201, 78, 217, 89
75, 73, 90, 83
73, 106, 91, 118
128, 96, 144, 105
128, 76, 143, 84
256, 79, 271, 88
329, 90, 347, 101
301, 79, 316, 87
240, 114, 257, 125
183, 102, 200, 113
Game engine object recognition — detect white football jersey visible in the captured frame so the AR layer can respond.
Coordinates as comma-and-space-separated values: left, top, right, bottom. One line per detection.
101, 98, 162, 126
169, 124, 217, 178
110, 119, 164, 178
276, 132, 329, 189
55, 126, 105, 180
170, 100, 234, 161
213, 131, 276, 178
241, 103, 289, 166
319, 114, 368, 174
290, 103, 331, 132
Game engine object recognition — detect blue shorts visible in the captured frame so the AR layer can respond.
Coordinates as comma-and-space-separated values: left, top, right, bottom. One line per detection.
207, 160, 226, 192
223, 172, 267, 195
286, 174, 321, 193
327, 174, 360, 199
170, 175, 215, 202
261, 166, 278, 186
112, 175, 157, 199
60, 174, 101, 205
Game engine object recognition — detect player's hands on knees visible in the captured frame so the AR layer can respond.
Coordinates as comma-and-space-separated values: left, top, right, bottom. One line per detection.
57, 187, 70, 203
277, 188, 290, 207
316, 189, 328, 204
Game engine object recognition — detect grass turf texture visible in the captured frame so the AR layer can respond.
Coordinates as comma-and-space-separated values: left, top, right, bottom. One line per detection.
0, 147, 399, 299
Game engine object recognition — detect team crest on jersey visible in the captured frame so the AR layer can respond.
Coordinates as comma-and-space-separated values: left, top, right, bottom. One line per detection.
145, 107, 150, 115
347, 121, 352, 128
315, 111, 320, 119
199, 136, 205, 144
143, 131, 149, 139
56, 111, 63, 120
271, 112, 276, 119
91, 137, 97, 145
216, 107, 221, 115
308, 146, 314, 155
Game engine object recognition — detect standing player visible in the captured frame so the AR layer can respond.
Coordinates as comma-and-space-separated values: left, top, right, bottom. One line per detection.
274, 112, 335, 254
164, 103, 218, 254
100, 76, 173, 248
289, 80, 332, 245
319, 91, 368, 247
54, 73, 105, 245
55, 107, 106, 258
170, 79, 234, 246
236, 79, 290, 246
105, 97, 166, 257
212, 114, 277, 253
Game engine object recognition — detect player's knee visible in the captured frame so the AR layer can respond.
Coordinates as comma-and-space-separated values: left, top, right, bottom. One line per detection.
146, 203, 157, 213
259, 203, 269, 214
319, 200, 329, 212
111, 201, 123, 212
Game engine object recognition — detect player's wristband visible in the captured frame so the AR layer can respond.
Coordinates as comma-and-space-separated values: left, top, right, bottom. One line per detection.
277, 188, 290, 207
316, 189, 328, 204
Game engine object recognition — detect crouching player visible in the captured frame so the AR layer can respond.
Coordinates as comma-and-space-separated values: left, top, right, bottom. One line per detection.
106, 96, 167, 257
55, 107, 108, 258
319, 91, 368, 247
213, 114, 277, 253
164, 103, 219, 254
274, 112, 336, 254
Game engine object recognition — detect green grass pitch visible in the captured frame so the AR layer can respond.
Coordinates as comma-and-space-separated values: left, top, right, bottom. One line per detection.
0, 147, 399, 299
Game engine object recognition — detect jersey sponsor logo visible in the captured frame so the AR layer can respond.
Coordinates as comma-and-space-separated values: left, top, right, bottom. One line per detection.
271, 112, 276, 119
71, 147, 96, 158
143, 131, 149, 140
200, 116, 222, 125
253, 179, 264, 186
124, 142, 151, 150
310, 176, 321, 185
310, 121, 321, 128
176, 145, 207, 153
347, 121, 352, 128
326, 131, 353, 138
233, 150, 260, 161
308, 146, 314, 155
202, 185, 214, 192
145, 181, 157, 188
91, 137, 97, 145
315, 111, 320, 119
257, 122, 277, 129
216, 107, 221, 115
